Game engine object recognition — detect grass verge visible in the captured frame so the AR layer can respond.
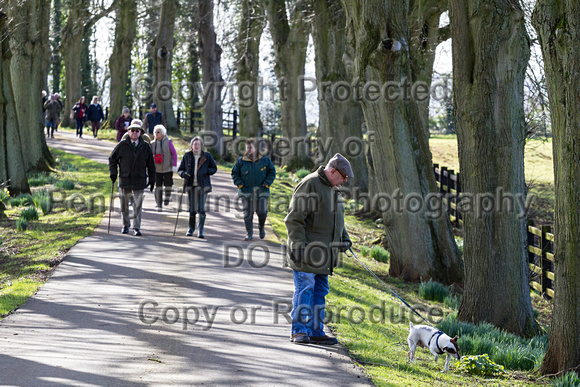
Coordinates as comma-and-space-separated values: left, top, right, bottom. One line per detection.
429, 134, 554, 226
265, 167, 550, 387
0, 148, 109, 317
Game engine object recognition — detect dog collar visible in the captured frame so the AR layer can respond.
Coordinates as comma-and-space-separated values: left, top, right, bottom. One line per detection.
428, 331, 445, 355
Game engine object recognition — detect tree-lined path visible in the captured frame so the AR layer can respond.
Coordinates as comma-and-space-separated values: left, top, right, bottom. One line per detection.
0, 134, 369, 386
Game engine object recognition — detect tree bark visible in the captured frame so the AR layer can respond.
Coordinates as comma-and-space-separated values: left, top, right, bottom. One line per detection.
109, 0, 137, 123
7, 0, 54, 172
263, 0, 310, 168
198, 0, 224, 153
311, 0, 367, 190
51, 0, 64, 93
236, 0, 264, 138
341, 0, 463, 284
532, 0, 580, 373
450, 0, 537, 336
409, 0, 450, 141
80, 25, 97, 99
142, 0, 160, 109
60, 0, 117, 127
0, 11, 29, 195
60, 0, 89, 127
152, 0, 178, 131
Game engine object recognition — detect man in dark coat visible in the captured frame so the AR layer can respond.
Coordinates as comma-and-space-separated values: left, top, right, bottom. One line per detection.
143, 103, 166, 135
284, 153, 353, 345
109, 121, 155, 236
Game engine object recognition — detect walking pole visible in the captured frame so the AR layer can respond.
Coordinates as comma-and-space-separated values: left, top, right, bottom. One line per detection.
107, 181, 114, 234
173, 180, 187, 236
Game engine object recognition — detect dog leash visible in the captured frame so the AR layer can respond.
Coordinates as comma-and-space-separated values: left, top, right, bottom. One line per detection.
346, 247, 436, 328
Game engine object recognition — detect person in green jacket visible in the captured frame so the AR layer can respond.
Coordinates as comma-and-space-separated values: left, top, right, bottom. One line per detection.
284, 153, 353, 345
231, 138, 276, 240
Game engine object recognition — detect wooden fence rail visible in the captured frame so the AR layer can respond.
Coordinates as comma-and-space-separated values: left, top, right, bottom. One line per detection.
433, 163, 555, 298
527, 223, 555, 298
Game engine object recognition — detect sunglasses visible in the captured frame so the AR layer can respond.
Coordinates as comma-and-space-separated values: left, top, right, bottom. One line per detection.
129, 129, 140, 133
336, 168, 347, 179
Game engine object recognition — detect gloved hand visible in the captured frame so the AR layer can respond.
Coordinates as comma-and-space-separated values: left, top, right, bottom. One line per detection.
290, 249, 304, 264
338, 240, 352, 253
110, 174, 117, 183
149, 181, 155, 192
172, 166, 178, 173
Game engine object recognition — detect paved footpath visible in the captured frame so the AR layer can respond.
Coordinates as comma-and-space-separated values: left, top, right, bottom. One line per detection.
0, 131, 371, 386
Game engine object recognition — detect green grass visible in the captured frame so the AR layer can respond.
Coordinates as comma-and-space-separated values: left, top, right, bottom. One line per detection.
32, 189, 52, 215
0, 148, 109, 317
419, 279, 449, 302
19, 207, 39, 222
429, 134, 555, 226
28, 172, 58, 187
295, 169, 310, 179
264, 164, 549, 387
361, 245, 370, 257
438, 315, 547, 371
54, 179, 76, 190
369, 245, 389, 263
551, 372, 580, 387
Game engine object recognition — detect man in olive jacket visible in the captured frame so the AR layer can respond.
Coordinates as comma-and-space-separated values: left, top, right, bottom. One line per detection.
109, 121, 155, 236
284, 153, 353, 345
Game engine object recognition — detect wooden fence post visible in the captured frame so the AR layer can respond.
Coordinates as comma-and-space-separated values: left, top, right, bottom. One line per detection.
448, 169, 456, 225
455, 172, 462, 227
233, 109, 238, 139
541, 225, 554, 297
189, 109, 194, 133
441, 166, 448, 194
527, 220, 536, 266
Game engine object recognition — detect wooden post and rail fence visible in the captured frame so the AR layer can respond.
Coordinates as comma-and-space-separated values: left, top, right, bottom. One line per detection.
433, 164, 555, 298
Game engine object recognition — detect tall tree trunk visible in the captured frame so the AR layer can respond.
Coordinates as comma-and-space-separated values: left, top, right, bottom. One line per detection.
188, 40, 200, 110
143, 0, 160, 109
60, 0, 117, 127
236, 0, 264, 138
341, 0, 463, 284
80, 25, 96, 99
182, 0, 200, 111
60, 0, 89, 128
532, 1, 580, 374
109, 0, 137, 123
152, 0, 178, 131
51, 0, 64, 93
198, 0, 224, 153
7, 0, 53, 172
311, 0, 367, 190
409, 0, 450, 141
0, 11, 29, 195
450, 0, 537, 336
263, 0, 310, 168
51, 0, 63, 93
